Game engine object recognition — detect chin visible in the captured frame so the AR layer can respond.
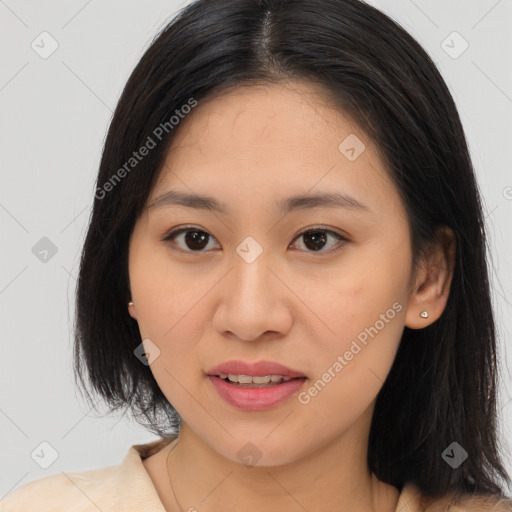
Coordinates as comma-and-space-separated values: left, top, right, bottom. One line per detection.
209, 434, 304, 468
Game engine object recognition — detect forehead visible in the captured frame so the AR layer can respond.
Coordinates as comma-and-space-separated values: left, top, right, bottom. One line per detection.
148, 81, 397, 218
169, 80, 358, 152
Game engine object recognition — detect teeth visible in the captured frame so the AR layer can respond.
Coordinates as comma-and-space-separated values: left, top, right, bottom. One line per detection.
252, 376, 270, 384
235, 374, 252, 384
219, 373, 294, 384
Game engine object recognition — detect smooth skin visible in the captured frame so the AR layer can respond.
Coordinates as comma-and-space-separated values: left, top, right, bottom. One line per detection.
128, 79, 455, 512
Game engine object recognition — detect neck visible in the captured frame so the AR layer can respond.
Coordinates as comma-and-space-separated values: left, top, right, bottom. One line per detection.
164, 418, 399, 512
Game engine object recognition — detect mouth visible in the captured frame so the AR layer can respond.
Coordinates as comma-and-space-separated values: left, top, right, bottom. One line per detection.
207, 359, 306, 383
215, 373, 306, 388
207, 367, 308, 410
206, 359, 308, 407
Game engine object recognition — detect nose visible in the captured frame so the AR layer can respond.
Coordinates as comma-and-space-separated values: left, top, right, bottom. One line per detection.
212, 248, 293, 342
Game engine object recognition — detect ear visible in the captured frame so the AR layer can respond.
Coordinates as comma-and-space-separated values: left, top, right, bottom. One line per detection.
405, 225, 456, 329
128, 301, 138, 320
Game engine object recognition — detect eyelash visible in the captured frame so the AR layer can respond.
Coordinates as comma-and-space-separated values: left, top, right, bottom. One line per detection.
161, 225, 348, 255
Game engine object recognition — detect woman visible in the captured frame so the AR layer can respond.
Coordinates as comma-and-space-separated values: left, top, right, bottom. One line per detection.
2, 0, 511, 510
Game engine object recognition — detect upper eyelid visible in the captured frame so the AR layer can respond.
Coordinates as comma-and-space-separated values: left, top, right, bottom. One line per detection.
162, 225, 346, 238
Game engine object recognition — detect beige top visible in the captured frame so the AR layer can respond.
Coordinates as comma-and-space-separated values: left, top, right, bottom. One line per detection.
1, 437, 510, 511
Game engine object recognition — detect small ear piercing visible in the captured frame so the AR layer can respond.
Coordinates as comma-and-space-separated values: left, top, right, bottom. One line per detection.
128, 301, 134, 307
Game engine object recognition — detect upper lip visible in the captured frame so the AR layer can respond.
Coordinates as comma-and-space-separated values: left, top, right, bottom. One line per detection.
207, 360, 306, 378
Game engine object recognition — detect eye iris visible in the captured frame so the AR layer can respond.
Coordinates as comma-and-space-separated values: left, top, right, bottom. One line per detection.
303, 231, 327, 251
175, 229, 335, 252
185, 230, 209, 250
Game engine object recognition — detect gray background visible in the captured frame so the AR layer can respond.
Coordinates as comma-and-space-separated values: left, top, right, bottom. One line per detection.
1, 0, 511, 498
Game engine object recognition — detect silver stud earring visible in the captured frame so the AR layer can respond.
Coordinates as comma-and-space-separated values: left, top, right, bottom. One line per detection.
128, 301, 134, 307
420, 311, 428, 318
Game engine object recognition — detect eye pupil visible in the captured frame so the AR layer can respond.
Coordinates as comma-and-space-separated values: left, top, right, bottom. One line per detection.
303, 230, 327, 251
166, 227, 343, 254
185, 230, 209, 250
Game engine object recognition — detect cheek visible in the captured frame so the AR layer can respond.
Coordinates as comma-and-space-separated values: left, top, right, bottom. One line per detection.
295, 280, 406, 430
129, 270, 208, 415
128, 242, 213, 388
129, 238, 203, 337
301, 254, 406, 328
294, 248, 409, 383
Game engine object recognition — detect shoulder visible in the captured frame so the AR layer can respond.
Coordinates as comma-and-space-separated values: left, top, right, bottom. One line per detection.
445, 494, 512, 512
399, 483, 512, 512
0, 437, 174, 512
0, 465, 120, 511
423, 489, 512, 512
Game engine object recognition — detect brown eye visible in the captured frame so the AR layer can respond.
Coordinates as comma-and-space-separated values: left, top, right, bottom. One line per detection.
291, 228, 347, 253
162, 226, 347, 255
162, 227, 220, 252
183, 230, 209, 250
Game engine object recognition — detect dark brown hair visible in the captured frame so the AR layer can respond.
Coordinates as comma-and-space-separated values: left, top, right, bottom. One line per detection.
73, 0, 511, 503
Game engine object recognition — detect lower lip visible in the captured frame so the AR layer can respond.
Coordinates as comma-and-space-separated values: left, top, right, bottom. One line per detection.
208, 376, 307, 411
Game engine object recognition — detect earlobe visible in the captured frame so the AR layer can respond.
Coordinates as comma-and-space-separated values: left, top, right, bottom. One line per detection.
405, 226, 456, 330
128, 300, 137, 320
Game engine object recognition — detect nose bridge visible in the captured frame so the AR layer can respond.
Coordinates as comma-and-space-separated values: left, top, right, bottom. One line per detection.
230, 240, 274, 309
213, 239, 292, 341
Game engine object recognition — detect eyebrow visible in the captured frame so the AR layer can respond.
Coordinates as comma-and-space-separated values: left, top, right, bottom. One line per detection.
147, 189, 370, 214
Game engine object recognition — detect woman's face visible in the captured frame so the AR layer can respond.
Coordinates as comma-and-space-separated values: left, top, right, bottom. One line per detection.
128, 80, 419, 465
